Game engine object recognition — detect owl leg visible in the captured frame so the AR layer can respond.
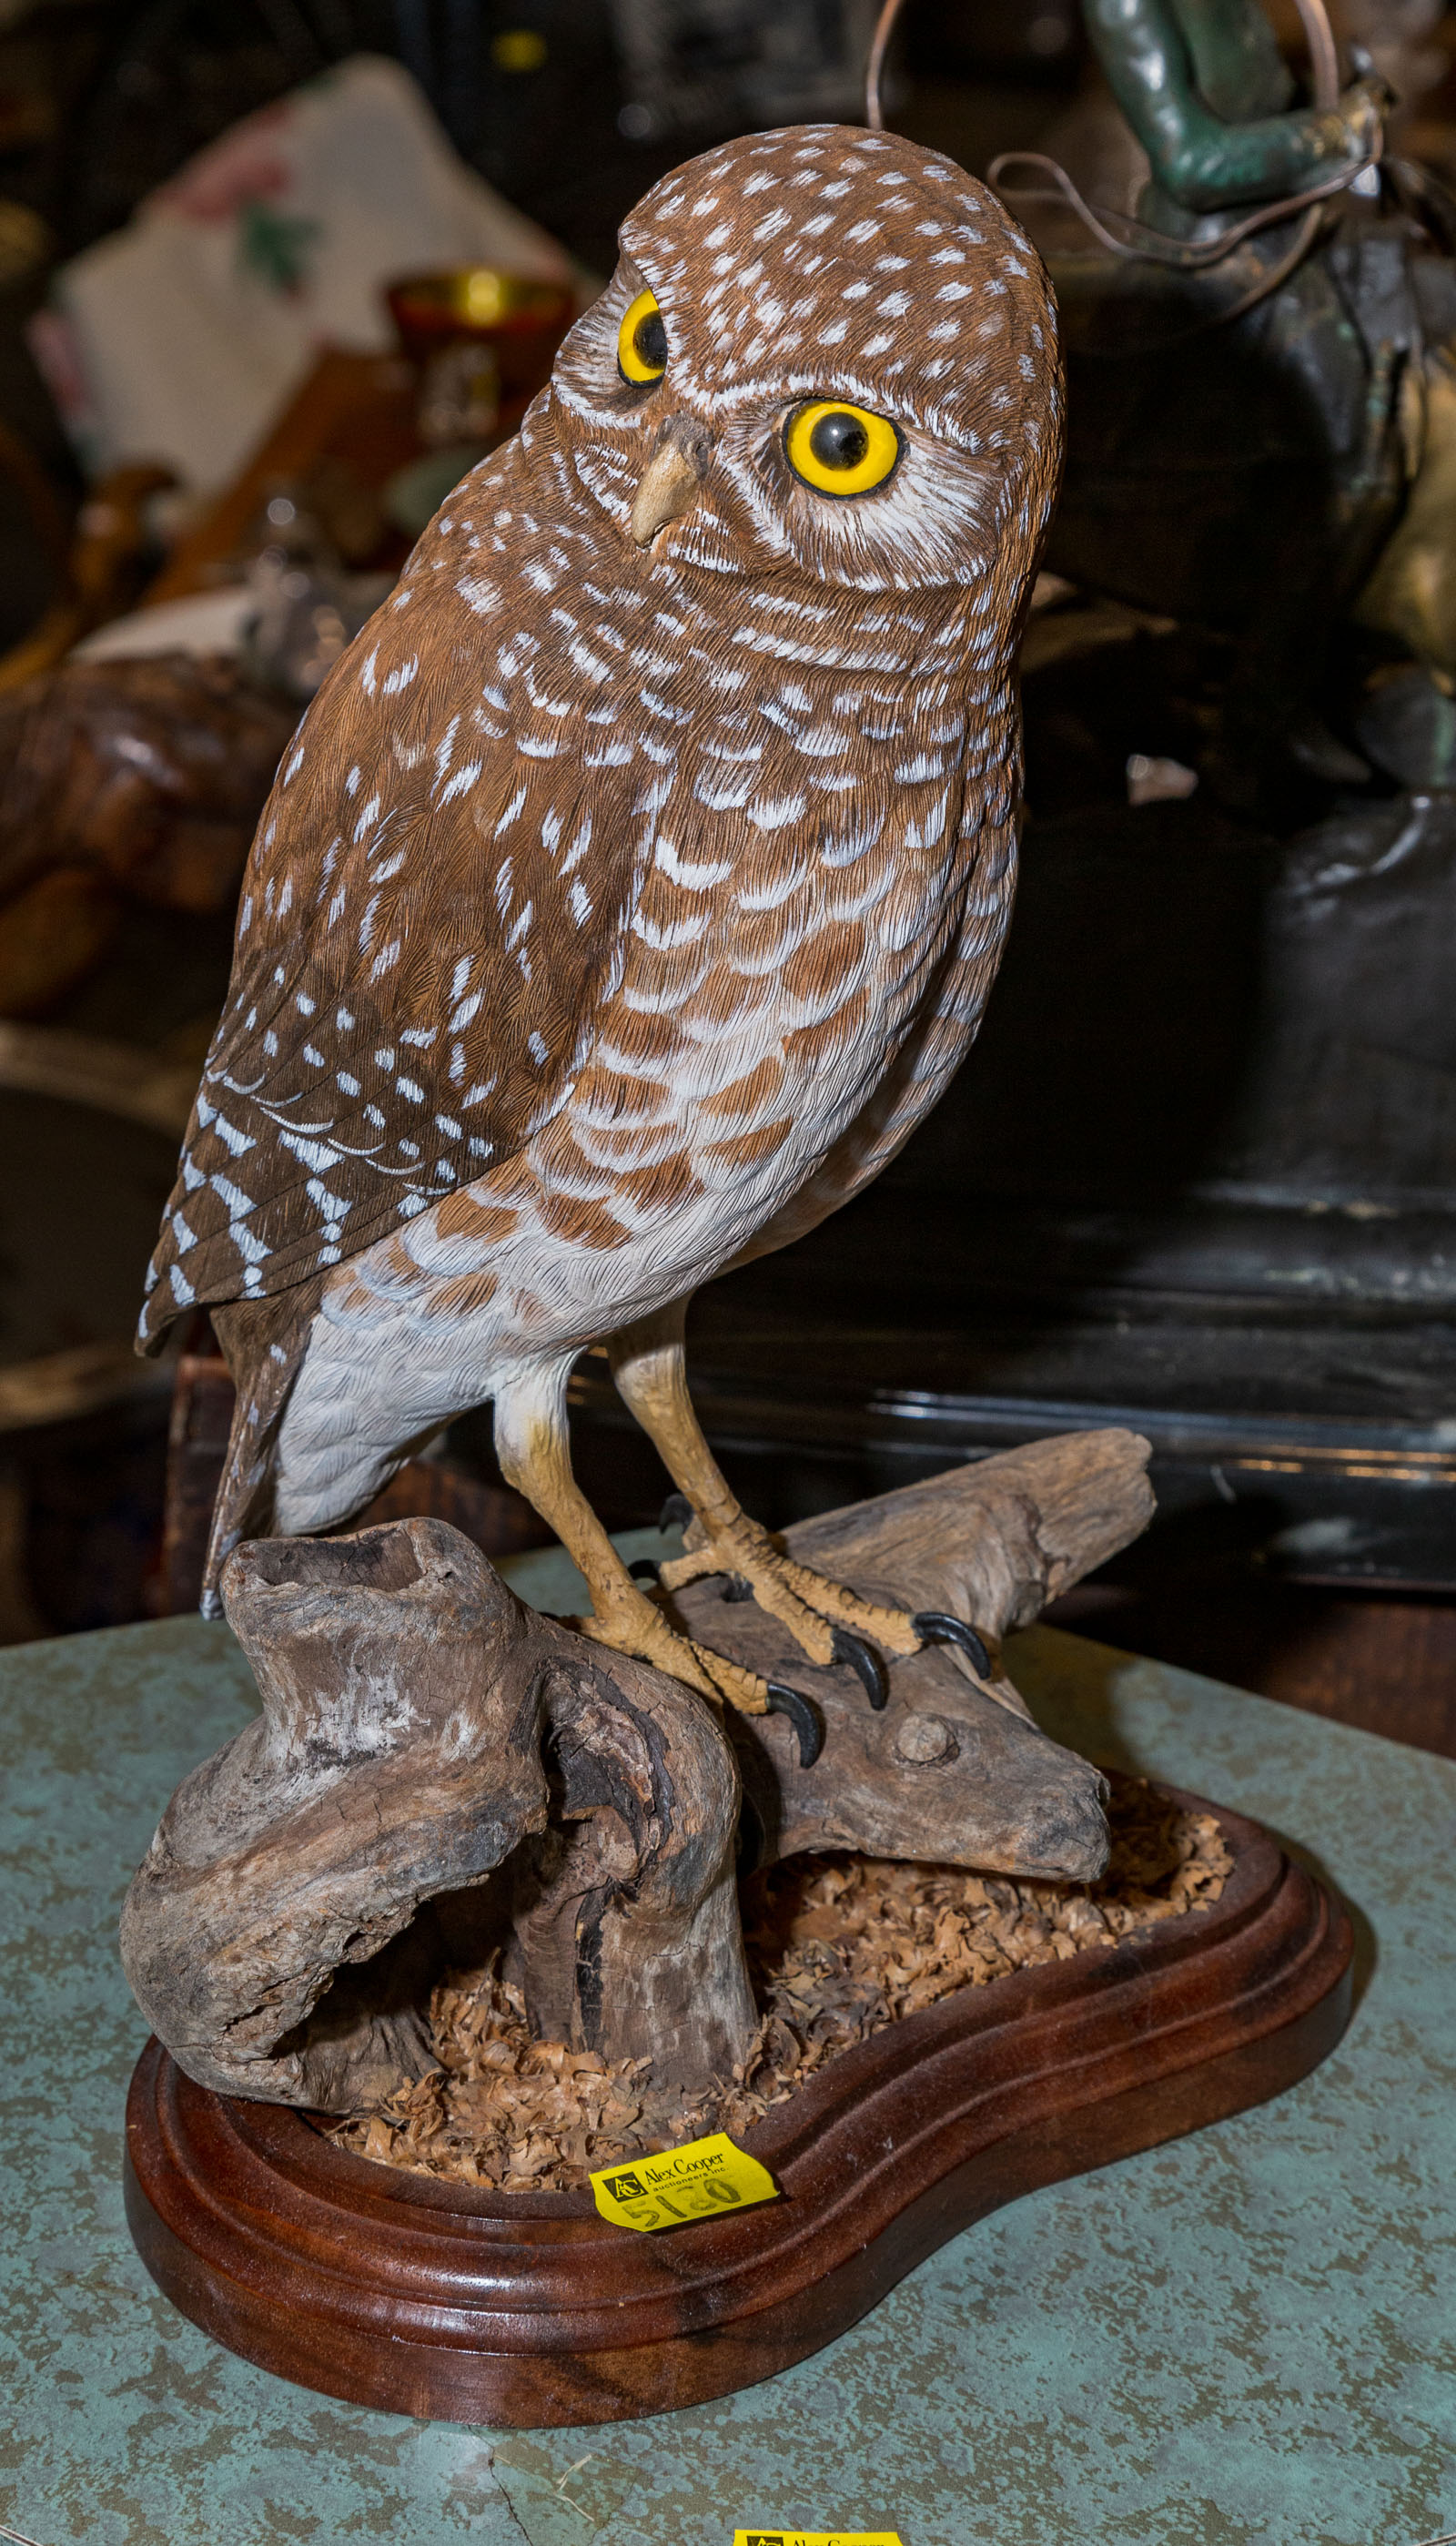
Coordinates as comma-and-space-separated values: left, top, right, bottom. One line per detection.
608, 1307, 993, 1707
492, 1359, 823, 1765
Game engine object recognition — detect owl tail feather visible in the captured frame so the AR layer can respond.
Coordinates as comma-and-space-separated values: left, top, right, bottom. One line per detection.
203, 1283, 324, 1616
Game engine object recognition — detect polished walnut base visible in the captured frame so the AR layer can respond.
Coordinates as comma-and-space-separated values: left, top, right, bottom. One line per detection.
124, 1785, 1352, 2429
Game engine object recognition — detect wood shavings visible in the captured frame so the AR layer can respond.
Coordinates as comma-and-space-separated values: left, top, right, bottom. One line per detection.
325, 1777, 1230, 2192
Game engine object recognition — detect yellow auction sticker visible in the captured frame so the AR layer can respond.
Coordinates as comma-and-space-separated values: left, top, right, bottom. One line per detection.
589, 2132, 778, 2231
732, 2532, 905, 2545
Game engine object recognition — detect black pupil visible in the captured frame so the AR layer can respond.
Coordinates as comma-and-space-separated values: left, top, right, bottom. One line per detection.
809, 410, 869, 472
633, 309, 667, 371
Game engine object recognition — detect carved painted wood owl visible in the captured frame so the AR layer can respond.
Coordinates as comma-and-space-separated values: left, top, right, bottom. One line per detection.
140, 122, 1063, 1612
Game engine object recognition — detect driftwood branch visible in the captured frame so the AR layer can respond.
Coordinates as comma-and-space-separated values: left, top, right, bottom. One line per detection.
504, 1634, 755, 2088
121, 1430, 1152, 2115
121, 1516, 754, 2111
676, 1427, 1155, 1871
121, 1521, 551, 2108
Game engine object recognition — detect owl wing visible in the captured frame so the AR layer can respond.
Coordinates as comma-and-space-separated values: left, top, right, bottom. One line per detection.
141, 482, 649, 1342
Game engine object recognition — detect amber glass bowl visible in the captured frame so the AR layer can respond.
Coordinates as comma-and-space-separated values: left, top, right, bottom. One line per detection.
387, 269, 575, 401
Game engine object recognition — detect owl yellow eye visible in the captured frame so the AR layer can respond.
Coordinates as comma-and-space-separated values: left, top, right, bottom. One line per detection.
617, 288, 667, 385
784, 400, 902, 498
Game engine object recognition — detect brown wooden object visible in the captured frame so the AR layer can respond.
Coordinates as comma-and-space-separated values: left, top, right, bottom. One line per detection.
697, 1426, 1153, 1874
122, 1516, 754, 2108
147, 350, 422, 605
124, 1787, 1352, 2428
0, 654, 298, 1018
122, 1440, 1146, 2114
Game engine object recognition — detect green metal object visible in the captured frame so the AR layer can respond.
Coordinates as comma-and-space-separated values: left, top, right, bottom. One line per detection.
1, 1585, 1452, 2542
1083, 0, 1370, 221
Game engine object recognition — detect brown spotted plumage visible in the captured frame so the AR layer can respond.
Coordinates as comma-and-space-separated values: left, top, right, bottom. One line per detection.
142, 122, 1062, 1738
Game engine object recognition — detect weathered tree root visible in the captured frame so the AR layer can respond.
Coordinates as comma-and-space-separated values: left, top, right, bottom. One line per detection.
121, 1431, 1152, 2115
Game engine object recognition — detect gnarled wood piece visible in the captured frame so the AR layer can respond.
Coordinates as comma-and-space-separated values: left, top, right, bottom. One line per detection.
121, 1515, 754, 2111
505, 1641, 755, 2085
121, 1519, 551, 2109
788, 1425, 1156, 1643
675, 1428, 1153, 1872
121, 1429, 1153, 2115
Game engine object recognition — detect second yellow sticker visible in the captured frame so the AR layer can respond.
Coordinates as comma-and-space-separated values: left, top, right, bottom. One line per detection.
731, 2532, 904, 2544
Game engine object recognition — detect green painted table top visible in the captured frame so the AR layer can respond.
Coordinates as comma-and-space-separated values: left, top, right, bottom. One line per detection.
1, 1592, 1452, 2546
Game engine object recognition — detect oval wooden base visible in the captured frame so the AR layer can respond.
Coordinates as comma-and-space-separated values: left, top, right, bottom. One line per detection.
125, 1787, 1352, 2429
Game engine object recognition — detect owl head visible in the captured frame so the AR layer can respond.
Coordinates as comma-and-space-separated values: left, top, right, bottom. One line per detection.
548, 123, 1062, 611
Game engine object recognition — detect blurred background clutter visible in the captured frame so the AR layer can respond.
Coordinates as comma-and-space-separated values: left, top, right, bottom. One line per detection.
3, 0, 1456, 1763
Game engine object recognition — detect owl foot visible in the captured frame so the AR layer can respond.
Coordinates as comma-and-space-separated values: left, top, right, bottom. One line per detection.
655, 1506, 990, 1705
572, 1586, 824, 1767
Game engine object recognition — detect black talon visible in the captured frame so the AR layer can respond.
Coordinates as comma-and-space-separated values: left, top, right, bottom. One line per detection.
722, 1572, 754, 1603
764, 1682, 824, 1768
628, 1557, 662, 1585
831, 1625, 889, 1709
658, 1492, 693, 1534
912, 1609, 991, 1679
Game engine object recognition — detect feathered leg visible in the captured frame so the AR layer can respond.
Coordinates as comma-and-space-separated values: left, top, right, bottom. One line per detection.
492, 1355, 822, 1763
608, 1303, 994, 1709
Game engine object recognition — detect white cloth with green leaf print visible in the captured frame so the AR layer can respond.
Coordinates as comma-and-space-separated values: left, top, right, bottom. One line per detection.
29, 55, 574, 494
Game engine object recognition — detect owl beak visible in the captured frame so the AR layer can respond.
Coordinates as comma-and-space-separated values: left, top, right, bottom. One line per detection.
630, 415, 713, 547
